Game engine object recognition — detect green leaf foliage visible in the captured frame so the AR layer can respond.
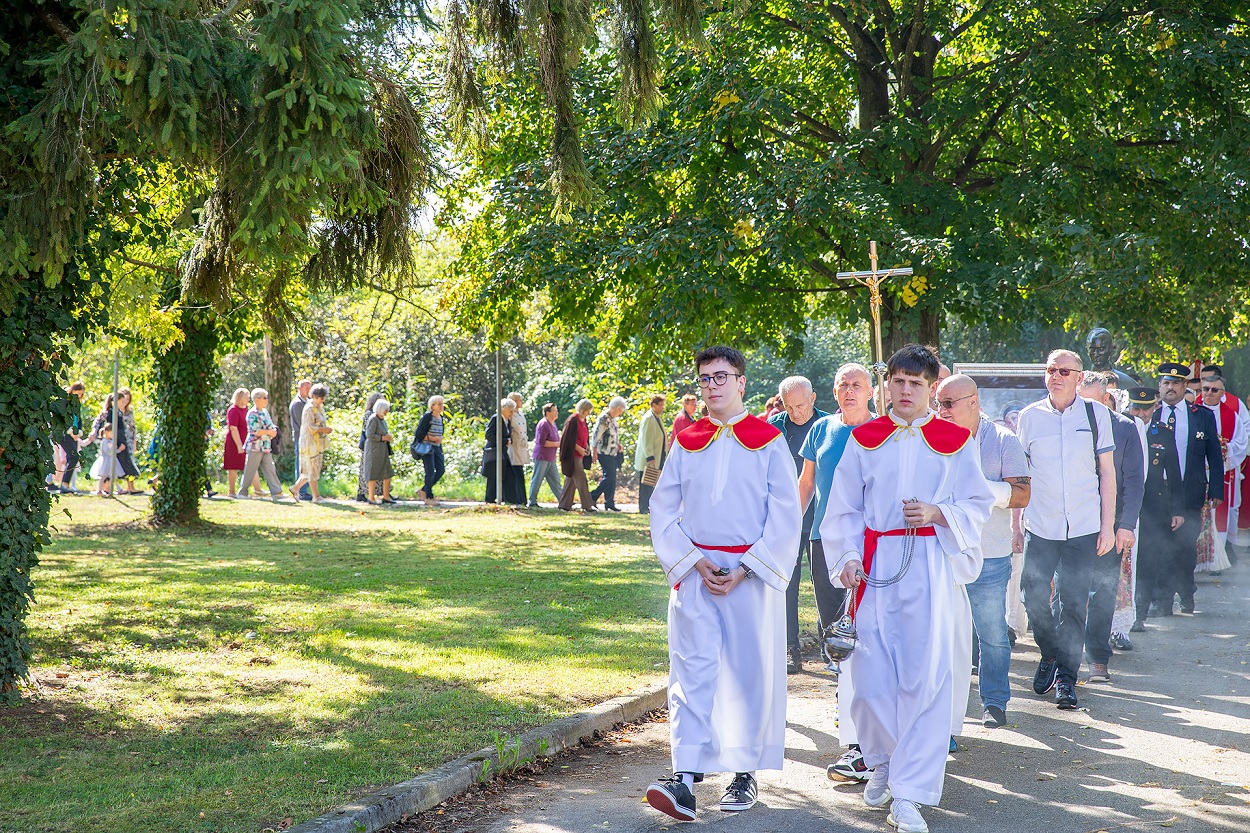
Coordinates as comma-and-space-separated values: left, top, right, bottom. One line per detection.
439, 2, 1250, 369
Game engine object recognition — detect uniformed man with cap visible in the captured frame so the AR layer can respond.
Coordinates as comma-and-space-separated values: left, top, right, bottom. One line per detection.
1128, 387, 1183, 631
1149, 364, 1223, 616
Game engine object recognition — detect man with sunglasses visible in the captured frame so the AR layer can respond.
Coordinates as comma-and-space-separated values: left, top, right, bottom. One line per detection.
646, 346, 801, 822
1152, 363, 1223, 615
1194, 373, 1242, 569
935, 374, 1030, 728
823, 344, 993, 833
1015, 350, 1118, 711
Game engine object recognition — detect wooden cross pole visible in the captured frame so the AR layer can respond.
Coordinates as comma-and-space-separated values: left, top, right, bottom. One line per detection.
835, 241, 913, 416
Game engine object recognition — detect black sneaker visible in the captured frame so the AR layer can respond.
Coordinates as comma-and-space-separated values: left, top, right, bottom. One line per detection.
786, 646, 802, 675
1055, 680, 1078, 710
982, 706, 1007, 728
646, 775, 696, 821
1007, 626, 1017, 648
1032, 657, 1058, 695
1110, 633, 1133, 651
720, 772, 757, 812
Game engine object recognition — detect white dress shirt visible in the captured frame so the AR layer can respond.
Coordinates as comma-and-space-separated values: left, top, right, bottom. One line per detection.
1162, 402, 1188, 480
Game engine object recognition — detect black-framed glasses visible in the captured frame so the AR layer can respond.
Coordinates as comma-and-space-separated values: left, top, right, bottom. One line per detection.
1045, 366, 1077, 377
1201, 385, 1223, 393
936, 393, 975, 410
696, 371, 744, 388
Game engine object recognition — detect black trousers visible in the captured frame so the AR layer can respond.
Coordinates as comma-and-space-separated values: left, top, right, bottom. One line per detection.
590, 453, 621, 509
1084, 546, 1124, 665
790, 539, 848, 653
1022, 532, 1097, 686
1136, 493, 1175, 621
1165, 506, 1202, 609
58, 435, 79, 486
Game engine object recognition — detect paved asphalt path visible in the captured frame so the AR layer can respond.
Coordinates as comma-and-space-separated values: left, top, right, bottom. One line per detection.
413, 556, 1250, 833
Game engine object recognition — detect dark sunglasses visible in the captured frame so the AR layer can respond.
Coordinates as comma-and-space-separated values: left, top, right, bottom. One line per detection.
1045, 366, 1077, 377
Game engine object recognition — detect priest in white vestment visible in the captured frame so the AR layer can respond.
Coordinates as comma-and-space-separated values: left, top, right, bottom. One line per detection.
821, 345, 993, 833
645, 346, 801, 823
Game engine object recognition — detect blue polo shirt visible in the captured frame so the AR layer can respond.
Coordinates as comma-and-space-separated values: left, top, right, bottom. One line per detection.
800, 413, 856, 540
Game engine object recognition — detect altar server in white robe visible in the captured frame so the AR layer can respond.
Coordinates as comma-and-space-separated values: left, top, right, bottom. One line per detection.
1199, 373, 1247, 561
645, 345, 802, 823
822, 344, 993, 833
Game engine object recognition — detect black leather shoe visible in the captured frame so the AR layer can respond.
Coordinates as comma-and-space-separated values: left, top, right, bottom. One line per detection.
1033, 657, 1058, 695
1055, 681, 1078, 710
786, 646, 802, 675
1130, 620, 1146, 633
1007, 626, 1017, 648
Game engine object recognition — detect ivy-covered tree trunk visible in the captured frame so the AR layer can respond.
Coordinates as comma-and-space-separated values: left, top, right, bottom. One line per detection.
151, 310, 221, 526
0, 272, 101, 701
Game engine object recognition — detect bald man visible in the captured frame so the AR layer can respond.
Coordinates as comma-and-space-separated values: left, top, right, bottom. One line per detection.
936, 375, 1030, 727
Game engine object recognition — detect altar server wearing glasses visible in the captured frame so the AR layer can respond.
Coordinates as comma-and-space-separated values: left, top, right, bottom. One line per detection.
645, 345, 801, 822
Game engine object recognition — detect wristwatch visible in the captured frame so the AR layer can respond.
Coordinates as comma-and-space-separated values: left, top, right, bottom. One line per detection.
741, 564, 755, 579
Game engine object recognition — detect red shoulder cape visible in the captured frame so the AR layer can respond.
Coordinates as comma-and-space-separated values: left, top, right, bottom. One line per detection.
851, 415, 971, 455
675, 413, 782, 452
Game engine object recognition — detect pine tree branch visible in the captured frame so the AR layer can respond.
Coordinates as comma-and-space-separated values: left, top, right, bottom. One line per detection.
36, 8, 74, 43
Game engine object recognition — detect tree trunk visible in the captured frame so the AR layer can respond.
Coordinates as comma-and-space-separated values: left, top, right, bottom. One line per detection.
152, 310, 220, 525
881, 297, 943, 358
264, 333, 294, 479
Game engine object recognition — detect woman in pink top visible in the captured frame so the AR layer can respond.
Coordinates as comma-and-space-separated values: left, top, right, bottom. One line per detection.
224, 388, 249, 496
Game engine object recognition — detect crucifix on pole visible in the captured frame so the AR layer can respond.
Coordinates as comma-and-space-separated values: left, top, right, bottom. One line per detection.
835, 241, 913, 416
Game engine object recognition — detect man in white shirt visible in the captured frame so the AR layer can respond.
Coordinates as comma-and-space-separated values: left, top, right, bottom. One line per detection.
1015, 350, 1117, 711
1200, 367, 1247, 556
645, 346, 801, 822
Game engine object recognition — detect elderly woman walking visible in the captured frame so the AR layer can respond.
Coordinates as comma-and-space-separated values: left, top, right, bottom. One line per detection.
482, 398, 516, 504
289, 384, 333, 503
224, 388, 250, 497
589, 397, 627, 511
635, 394, 668, 514
355, 392, 383, 502
507, 392, 530, 506
528, 403, 563, 507
364, 398, 396, 504
239, 388, 285, 500
413, 395, 447, 506
558, 399, 596, 512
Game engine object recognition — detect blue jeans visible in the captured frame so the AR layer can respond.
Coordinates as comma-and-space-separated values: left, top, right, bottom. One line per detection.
529, 459, 561, 505
421, 445, 445, 498
966, 555, 1013, 710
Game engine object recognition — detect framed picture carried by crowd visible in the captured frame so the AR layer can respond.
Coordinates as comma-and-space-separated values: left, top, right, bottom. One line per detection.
951, 363, 1048, 433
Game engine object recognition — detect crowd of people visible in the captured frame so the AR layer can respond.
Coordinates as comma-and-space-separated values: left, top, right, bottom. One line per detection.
643, 344, 1246, 833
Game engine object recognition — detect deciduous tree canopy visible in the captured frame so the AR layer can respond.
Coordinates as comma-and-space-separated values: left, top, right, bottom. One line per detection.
439, 2, 1250, 368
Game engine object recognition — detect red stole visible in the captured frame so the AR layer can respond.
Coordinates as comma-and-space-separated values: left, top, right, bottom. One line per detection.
1214, 401, 1236, 532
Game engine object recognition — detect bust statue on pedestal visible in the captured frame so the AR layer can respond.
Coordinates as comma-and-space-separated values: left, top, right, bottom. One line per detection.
1085, 328, 1138, 388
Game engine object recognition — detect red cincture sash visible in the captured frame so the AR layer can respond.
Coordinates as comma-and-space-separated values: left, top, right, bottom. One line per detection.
852, 526, 938, 619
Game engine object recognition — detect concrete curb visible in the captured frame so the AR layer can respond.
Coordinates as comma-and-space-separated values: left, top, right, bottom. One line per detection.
287, 682, 669, 833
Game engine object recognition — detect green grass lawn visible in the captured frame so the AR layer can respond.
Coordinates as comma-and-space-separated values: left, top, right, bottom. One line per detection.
0, 498, 677, 833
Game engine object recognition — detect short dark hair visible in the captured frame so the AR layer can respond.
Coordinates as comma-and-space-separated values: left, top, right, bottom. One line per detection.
886, 343, 941, 383
650, 394, 666, 407
542, 402, 556, 414
694, 345, 746, 376
310, 383, 329, 399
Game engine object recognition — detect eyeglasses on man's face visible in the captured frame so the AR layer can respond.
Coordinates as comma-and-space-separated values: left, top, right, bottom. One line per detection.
936, 393, 975, 410
1201, 385, 1223, 393
696, 371, 744, 388
1045, 366, 1078, 377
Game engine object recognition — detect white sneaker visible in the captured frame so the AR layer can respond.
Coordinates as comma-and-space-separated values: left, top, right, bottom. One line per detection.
863, 763, 891, 808
887, 799, 928, 833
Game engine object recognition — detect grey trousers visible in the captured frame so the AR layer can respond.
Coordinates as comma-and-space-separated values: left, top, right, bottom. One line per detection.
240, 450, 282, 497
529, 459, 562, 505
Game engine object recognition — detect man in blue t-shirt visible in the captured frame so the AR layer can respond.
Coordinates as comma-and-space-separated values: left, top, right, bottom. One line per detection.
769, 376, 830, 673
798, 362, 875, 783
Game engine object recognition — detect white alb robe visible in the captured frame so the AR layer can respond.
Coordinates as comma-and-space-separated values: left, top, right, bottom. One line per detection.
820, 411, 993, 807
650, 411, 801, 774
1206, 400, 1248, 557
